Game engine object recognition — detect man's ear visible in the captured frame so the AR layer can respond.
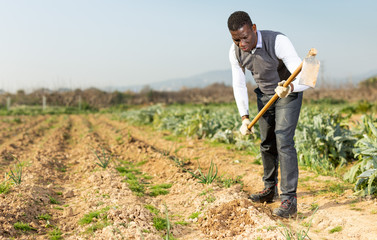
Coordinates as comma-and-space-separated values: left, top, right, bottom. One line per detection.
252, 24, 257, 32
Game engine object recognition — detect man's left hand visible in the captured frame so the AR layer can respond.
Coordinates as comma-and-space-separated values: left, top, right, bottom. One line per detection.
274, 80, 292, 98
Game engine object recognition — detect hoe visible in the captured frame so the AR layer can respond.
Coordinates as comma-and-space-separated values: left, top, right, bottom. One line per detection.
247, 48, 320, 130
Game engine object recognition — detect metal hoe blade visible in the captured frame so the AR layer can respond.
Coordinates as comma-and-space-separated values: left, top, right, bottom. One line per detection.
299, 55, 320, 88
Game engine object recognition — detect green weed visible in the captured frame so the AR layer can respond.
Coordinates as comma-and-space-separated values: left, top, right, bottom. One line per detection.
175, 221, 189, 226
85, 221, 110, 234
145, 204, 160, 215
164, 204, 174, 240
149, 183, 172, 197
200, 188, 213, 196
38, 214, 51, 220
7, 156, 23, 185
310, 203, 319, 211
189, 212, 201, 219
115, 135, 124, 145
126, 179, 145, 196
48, 228, 63, 240
0, 180, 12, 194
153, 217, 167, 231
49, 196, 60, 204
79, 206, 110, 225
205, 195, 216, 203
187, 160, 218, 184
278, 207, 318, 239
329, 226, 343, 234
92, 147, 111, 169
14, 222, 36, 231
217, 175, 243, 188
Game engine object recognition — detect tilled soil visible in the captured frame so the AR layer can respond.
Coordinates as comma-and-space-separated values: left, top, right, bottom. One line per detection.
0, 114, 376, 240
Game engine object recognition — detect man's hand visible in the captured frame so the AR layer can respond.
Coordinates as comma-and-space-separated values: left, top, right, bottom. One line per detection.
274, 80, 292, 98
240, 118, 253, 135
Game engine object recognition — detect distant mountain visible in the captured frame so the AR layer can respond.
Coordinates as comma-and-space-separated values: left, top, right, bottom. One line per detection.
105, 68, 377, 93
110, 70, 234, 92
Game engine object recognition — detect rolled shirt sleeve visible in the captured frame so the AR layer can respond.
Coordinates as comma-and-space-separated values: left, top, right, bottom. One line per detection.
275, 34, 309, 92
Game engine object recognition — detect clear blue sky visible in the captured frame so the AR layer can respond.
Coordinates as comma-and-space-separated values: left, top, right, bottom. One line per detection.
1, 0, 376, 92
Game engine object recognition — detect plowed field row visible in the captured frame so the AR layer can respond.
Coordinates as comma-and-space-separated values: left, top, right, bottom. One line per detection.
1, 114, 377, 240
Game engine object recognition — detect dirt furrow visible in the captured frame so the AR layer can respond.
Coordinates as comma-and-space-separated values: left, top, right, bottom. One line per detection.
102, 114, 377, 240
0, 115, 57, 172
0, 115, 47, 146
0, 115, 73, 238
2, 114, 377, 240
90, 114, 285, 239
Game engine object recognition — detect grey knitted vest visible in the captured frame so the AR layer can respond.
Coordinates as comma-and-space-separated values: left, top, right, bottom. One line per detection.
235, 30, 291, 94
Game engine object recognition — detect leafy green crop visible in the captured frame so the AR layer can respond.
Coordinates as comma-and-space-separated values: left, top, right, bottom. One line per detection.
344, 115, 377, 196
295, 107, 357, 175
116, 103, 377, 196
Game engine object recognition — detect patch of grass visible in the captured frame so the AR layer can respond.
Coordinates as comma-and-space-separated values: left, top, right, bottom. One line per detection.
310, 202, 319, 211
116, 161, 159, 196
56, 166, 67, 172
329, 226, 343, 233
78, 206, 110, 225
316, 182, 349, 196
205, 195, 216, 203
85, 221, 110, 234
53, 207, 64, 210
136, 160, 148, 166
264, 225, 277, 231
115, 135, 124, 145
49, 196, 60, 204
153, 216, 167, 231
217, 175, 243, 188
38, 214, 51, 220
200, 188, 213, 196
126, 179, 145, 196
48, 228, 63, 240
142, 174, 153, 180
149, 183, 172, 197
299, 175, 313, 182
371, 209, 377, 214
145, 204, 160, 215
14, 222, 36, 231
0, 180, 12, 194
171, 156, 190, 168
175, 220, 189, 226
349, 204, 363, 211
116, 166, 141, 176
189, 212, 201, 219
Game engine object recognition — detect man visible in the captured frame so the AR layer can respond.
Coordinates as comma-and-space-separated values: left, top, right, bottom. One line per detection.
227, 11, 309, 218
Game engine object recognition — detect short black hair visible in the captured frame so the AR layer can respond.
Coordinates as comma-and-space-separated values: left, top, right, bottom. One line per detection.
227, 11, 253, 31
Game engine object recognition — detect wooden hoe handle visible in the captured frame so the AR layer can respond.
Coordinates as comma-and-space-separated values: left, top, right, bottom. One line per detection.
247, 48, 317, 130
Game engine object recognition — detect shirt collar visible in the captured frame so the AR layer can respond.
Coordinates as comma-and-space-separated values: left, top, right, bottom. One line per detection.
251, 30, 262, 54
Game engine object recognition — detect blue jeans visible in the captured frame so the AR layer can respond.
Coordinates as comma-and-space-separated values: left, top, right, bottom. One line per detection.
254, 88, 303, 201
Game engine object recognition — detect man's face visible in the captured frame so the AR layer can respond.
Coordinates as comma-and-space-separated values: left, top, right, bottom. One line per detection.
230, 24, 257, 52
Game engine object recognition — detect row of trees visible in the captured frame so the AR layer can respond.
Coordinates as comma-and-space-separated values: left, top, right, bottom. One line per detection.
1, 77, 376, 109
